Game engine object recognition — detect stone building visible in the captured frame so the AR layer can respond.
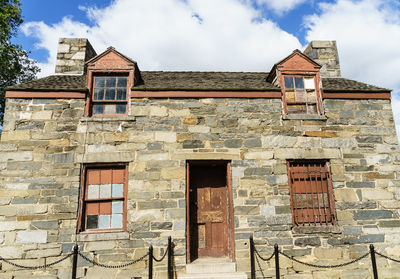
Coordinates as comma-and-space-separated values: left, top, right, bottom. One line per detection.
1, 38, 400, 279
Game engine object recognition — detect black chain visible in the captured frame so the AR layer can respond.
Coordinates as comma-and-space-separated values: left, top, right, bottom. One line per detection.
279, 251, 369, 268
376, 251, 400, 263
152, 247, 169, 262
78, 251, 148, 268
254, 246, 274, 262
0, 253, 73, 270
255, 252, 267, 279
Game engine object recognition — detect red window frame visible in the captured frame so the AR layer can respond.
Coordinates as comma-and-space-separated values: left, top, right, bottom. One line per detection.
78, 164, 128, 232
90, 75, 129, 116
287, 160, 336, 226
281, 74, 323, 116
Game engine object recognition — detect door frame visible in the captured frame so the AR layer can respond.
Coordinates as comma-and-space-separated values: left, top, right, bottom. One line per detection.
186, 160, 235, 263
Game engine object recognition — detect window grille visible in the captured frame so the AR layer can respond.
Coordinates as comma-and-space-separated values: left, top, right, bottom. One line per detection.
287, 160, 336, 226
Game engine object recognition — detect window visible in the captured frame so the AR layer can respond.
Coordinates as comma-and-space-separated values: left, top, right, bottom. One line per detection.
92, 76, 128, 116
81, 165, 127, 231
283, 76, 320, 115
287, 160, 336, 226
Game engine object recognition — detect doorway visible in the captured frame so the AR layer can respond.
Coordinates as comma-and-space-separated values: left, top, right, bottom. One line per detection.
186, 161, 234, 262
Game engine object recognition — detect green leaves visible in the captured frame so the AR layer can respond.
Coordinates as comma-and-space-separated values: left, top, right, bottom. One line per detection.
0, 0, 40, 126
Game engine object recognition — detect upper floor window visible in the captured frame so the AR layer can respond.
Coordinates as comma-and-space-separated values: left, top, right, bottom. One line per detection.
92, 76, 128, 116
283, 76, 321, 115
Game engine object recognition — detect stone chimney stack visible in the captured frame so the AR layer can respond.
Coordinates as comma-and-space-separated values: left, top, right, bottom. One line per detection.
303, 40, 341, 78
55, 38, 97, 74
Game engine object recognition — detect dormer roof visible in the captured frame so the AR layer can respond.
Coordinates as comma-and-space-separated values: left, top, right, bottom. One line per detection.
85, 46, 137, 66
266, 50, 321, 83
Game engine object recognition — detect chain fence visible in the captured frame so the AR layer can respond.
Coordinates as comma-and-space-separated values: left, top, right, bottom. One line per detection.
249, 237, 400, 279
0, 253, 73, 270
78, 251, 149, 269
0, 236, 174, 279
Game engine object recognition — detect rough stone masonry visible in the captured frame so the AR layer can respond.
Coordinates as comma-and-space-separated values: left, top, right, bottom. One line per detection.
0, 38, 400, 279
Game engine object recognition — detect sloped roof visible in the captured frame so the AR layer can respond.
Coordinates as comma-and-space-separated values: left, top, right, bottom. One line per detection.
6, 72, 390, 93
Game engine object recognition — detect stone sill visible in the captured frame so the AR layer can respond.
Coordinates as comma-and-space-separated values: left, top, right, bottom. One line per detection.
292, 225, 341, 235
77, 231, 130, 241
283, 114, 327, 121
80, 116, 136, 122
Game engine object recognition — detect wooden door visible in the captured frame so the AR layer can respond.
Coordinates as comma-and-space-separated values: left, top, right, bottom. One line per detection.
188, 163, 229, 260
197, 185, 227, 257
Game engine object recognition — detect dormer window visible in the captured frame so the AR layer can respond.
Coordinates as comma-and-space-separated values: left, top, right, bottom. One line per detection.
92, 75, 128, 116
283, 75, 320, 115
85, 47, 138, 117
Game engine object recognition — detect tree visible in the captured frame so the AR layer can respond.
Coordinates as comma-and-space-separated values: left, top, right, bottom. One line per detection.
0, 0, 40, 126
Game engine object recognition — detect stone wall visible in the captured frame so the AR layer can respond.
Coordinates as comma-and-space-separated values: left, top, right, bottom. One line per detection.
1, 97, 400, 278
304, 41, 341, 78
55, 38, 97, 74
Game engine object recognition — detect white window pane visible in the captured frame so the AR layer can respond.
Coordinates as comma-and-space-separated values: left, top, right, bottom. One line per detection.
112, 184, 124, 197
88, 185, 99, 199
98, 215, 111, 229
112, 201, 123, 213
304, 78, 315, 89
104, 104, 116, 115
100, 184, 112, 198
111, 214, 123, 228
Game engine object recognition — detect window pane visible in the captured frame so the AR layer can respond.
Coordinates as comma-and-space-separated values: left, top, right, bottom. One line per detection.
93, 104, 104, 115
111, 214, 123, 228
94, 88, 104, 100
95, 77, 105, 88
284, 77, 294, 89
116, 88, 127, 100
100, 184, 112, 199
104, 104, 116, 115
294, 77, 304, 89
98, 215, 111, 229
86, 215, 98, 229
106, 77, 116, 87
304, 78, 315, 89
105, 88, 116, 100
112, 201, 123, 214
112, 183, 124, 197
117, 77, 127, 87
88, 185, 99, 199
116, 104, 126, 114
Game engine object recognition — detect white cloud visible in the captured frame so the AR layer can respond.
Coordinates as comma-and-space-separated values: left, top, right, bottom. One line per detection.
254, 0, 309, 15
304, 0, 400, 90
304, 0, 400, 144
21, 0, 301, 77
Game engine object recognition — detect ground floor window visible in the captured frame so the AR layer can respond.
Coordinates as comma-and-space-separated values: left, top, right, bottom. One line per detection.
287, 160, 336, 226
79, 165, 128, 232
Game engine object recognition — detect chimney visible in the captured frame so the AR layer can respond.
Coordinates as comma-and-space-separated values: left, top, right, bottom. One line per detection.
55, 38, 97, 74
303, 40, 341, 78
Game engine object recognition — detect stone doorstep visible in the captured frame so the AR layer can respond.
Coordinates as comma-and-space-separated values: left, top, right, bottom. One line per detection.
177, 258, 247, 279
186, 258, 236, 273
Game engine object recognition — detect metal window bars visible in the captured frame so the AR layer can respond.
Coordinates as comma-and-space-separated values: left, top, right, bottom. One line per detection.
287, 160, 337, 226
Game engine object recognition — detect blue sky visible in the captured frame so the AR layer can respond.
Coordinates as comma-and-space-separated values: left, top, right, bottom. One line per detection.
16, 0, 329, 63
13, 0, 400, 135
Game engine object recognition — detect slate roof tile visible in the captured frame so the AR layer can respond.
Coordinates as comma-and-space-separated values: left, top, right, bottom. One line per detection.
6, 72, 390, 93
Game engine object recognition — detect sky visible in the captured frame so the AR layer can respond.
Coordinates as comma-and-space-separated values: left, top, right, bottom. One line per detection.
13, 0, 400, 138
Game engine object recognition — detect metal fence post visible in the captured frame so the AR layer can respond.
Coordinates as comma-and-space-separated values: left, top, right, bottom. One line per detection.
274, 244, 280, 279
249, 236, 255, 279
370, 244, 379, 279
71, 244, 79, 279
149, 244, 153, 279
168, 236, 173, 279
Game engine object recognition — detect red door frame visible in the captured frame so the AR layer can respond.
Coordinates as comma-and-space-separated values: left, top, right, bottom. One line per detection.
186, 160, 235, 263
